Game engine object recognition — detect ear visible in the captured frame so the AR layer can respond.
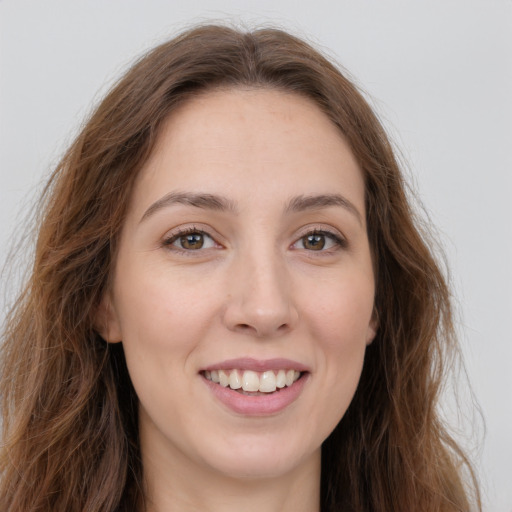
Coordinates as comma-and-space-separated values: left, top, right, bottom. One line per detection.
366, 308, 379, 345
95, 292, 122, 343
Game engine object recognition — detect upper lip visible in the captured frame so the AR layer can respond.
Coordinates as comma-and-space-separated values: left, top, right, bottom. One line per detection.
201, 357, 310, 373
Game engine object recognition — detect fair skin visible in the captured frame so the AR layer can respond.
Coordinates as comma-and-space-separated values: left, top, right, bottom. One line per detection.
99, 88, 377, 512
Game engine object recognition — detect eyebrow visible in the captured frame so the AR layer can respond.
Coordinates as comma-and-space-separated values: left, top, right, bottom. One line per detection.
140, 191, 238, 222
285, 194, 363, 225
140, 191, 362, 225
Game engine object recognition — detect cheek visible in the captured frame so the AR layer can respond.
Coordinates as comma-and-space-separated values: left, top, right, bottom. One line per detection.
112, 269, 212, 406
302, 274, 373, 427
304, 272, 375, 345
319, 311, 368, 401
113, 263, 220, 343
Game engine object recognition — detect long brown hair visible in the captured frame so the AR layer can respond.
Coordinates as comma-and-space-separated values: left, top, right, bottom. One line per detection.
0, 25, 480, 511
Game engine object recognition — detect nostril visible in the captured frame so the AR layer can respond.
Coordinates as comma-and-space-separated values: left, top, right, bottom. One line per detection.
235, 323, 256, 333
234, 322, 291, 337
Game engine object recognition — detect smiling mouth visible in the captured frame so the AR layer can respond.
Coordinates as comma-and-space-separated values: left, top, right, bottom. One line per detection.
202, 369, 303, 394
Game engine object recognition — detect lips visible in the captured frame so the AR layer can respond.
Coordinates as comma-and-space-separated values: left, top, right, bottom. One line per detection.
200, 358, 309, 415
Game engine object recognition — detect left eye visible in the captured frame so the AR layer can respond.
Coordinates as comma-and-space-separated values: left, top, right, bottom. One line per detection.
293, 232, 342, 251
167, 231, 216, 250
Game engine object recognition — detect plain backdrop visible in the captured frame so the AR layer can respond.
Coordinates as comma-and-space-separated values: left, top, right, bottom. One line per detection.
1, 0, 511, 509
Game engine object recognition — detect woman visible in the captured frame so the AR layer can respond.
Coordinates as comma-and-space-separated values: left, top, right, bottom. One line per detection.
0, 25, 480, 511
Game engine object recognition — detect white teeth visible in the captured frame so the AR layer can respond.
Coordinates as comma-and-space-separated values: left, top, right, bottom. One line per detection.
242, 370, 260, 392
276, 369, 286, 388
205, 368, 302, 392
229, 369, 242, 389
218, 370, 229, 387
259, 371, 277, 392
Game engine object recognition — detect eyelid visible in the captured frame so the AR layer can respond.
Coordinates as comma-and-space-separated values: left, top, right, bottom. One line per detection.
294, 224, 346, 242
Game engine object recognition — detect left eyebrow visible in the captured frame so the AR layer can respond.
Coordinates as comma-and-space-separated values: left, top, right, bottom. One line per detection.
285, 194, 363, 225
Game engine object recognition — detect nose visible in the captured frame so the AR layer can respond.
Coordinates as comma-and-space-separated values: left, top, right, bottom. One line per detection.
222, 250, 299, 338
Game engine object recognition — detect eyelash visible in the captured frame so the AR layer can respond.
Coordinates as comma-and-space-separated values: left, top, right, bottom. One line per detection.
162, 226, 347, 255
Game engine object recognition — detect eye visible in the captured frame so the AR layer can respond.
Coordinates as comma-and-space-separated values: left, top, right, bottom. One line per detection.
292, 230, 345, 252
164, 229, 217, 251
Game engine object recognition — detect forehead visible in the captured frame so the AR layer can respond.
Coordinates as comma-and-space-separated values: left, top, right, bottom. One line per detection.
131, 87, 365, 218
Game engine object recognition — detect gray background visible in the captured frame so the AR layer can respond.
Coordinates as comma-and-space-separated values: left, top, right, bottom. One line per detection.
1, 1, 511, 509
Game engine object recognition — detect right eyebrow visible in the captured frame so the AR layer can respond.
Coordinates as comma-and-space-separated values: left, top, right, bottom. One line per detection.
139, 191, 239, 223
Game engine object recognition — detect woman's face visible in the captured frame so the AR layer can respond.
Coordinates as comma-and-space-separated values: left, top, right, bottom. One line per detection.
101, 88, 376, 483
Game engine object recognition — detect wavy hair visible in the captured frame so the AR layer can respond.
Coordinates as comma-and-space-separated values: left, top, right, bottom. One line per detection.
0, 24, 480, 511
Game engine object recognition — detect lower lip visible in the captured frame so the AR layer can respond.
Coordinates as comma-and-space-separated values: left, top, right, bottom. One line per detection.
203, 374, 309, 416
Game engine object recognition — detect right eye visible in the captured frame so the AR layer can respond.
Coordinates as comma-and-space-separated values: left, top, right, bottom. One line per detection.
164, 229, 217, 251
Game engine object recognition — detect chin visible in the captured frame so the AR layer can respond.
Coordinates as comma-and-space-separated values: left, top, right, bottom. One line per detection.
202, 436, 319, 481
